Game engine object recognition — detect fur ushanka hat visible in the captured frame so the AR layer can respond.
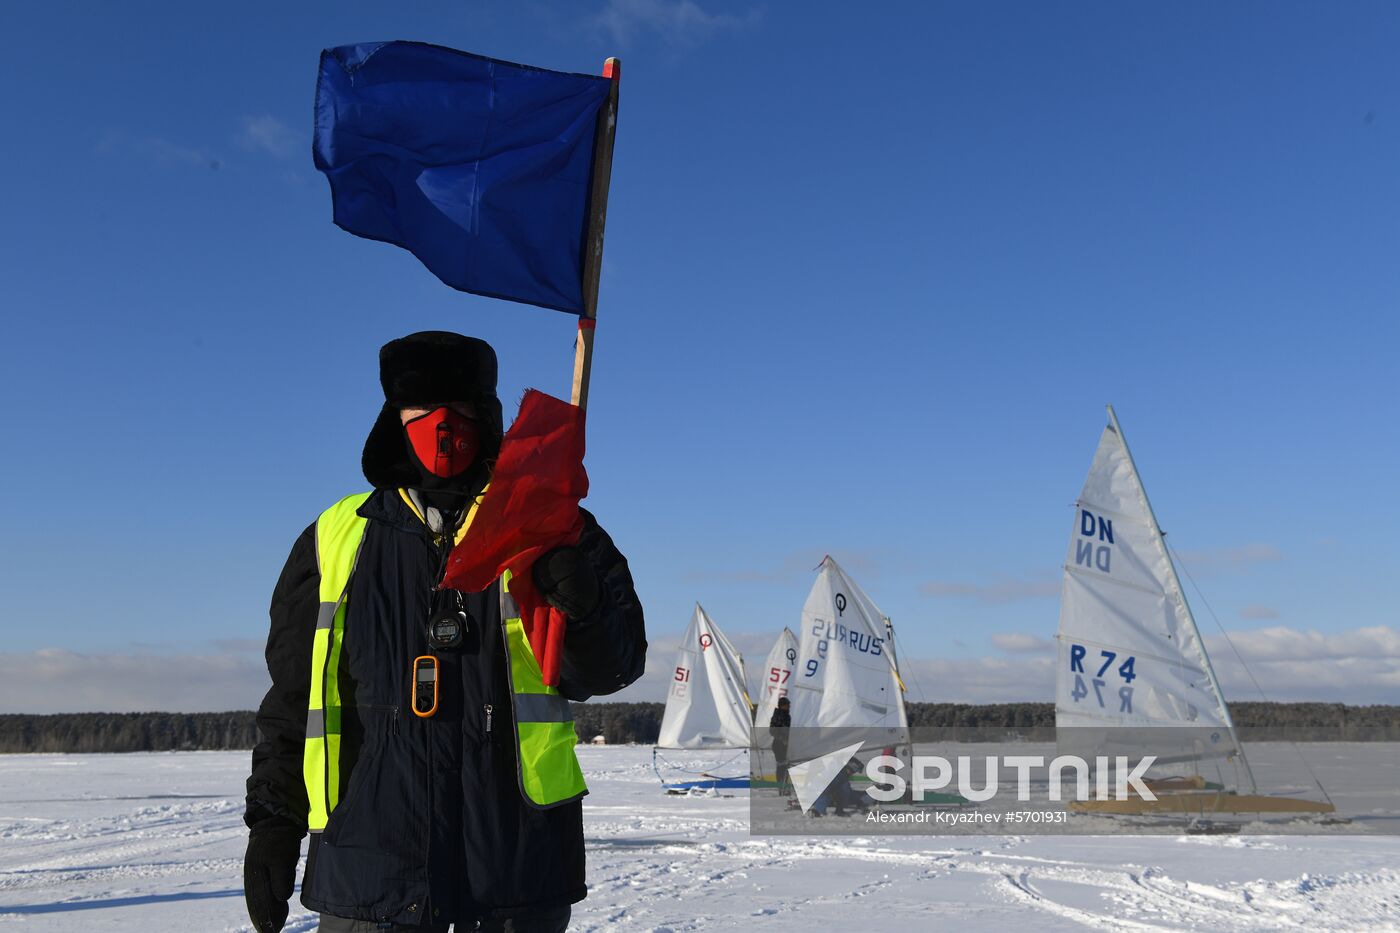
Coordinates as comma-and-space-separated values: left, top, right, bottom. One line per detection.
361, 331, 504, 489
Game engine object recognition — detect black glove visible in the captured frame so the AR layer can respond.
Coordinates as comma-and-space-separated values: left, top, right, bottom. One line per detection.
243, 821, 302, 933
532, 545, 602, 619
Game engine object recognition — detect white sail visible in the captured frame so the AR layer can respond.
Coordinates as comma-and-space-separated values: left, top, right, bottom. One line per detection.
754, 627, 799, 729
1056, 406, 1240, 764
656, 604, 752, 749
789, 557, 907, 733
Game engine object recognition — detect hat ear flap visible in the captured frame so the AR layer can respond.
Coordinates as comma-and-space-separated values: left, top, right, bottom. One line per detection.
480, 396, 504, 460
362, 404, 419, 489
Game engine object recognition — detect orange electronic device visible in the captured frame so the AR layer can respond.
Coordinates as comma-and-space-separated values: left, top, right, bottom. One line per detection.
411, 655, 439, 718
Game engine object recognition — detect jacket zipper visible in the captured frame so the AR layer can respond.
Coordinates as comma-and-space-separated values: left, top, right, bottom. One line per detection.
483, 704, 494, 735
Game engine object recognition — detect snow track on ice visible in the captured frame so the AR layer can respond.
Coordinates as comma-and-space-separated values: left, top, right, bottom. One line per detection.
0, 749, 1397, 931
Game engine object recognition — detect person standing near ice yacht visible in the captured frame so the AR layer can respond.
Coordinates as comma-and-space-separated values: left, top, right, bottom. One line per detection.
242, 331, 646, 932
770, 696, 792, 794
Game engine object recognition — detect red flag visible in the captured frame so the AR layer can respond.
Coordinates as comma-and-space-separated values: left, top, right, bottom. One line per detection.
441, 389, 587, 685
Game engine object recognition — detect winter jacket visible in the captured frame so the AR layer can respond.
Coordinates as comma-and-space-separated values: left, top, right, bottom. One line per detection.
769, 707, 791, 761
245, 488, 646, 925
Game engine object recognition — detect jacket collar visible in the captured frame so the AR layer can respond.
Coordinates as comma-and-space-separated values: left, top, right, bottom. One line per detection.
355, 487, 481, 546
355, 487, 427, 536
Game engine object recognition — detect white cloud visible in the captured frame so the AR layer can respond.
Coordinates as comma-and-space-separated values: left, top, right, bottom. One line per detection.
238, 114, 300, 159
992, 632, 1054, 654
1201, 626, 1400, 705
895, 626, 1400, 705
0, 649, 268, 714
1205, 625, 1400, 663
604, 625, 1400, 706
593, 0, 761, 48
8, 627, 1395, 713
919, 578, 1059, 603
894, 655, 1056, 704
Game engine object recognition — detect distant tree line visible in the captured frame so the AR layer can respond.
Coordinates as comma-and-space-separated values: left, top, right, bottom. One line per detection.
571, 702, 663, 745
905, 703, 1056, 729
0, 712, 258, 754
537, 700, 1400, 744
1229, 702, 1400, 741
3, 702, 1397, 753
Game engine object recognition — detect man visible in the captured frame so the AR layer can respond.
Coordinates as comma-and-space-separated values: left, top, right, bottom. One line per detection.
769, 696, 791, 796
829, 758, 866, 818
244, 331, 646, 932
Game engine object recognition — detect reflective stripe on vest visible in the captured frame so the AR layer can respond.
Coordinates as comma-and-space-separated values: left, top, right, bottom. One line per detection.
303, 493, 587, 831
304, 492, 371, 832
500, 570, 587, 808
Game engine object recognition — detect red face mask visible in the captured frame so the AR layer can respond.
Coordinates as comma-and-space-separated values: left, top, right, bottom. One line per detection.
403, 408, 482, 478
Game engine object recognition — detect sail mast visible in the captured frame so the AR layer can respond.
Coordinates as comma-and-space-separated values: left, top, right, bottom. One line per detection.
1105, 405, 1255, 792
882, 616, 907, 694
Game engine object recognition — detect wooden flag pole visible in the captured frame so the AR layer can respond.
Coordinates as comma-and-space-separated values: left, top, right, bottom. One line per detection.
570, 57, 621, 411
540, 58, 620, 687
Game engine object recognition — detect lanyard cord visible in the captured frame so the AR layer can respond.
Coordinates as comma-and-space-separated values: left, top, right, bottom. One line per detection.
426, 508, 465, 632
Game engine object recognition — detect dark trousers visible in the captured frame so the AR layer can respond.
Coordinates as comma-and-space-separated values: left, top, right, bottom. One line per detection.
318, 905, 570, 932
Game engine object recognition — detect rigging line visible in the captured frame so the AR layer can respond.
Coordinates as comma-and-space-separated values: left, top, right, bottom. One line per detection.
653, 748, 747, 776
886, 619, 925, 703
1168, 543, 1334, 806
1168, 543, 1271, 703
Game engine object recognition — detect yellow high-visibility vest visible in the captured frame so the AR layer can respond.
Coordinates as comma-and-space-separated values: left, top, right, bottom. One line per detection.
303, 492, 586, 832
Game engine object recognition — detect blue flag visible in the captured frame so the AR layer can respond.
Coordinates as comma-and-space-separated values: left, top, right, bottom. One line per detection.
314, 42, 612, 315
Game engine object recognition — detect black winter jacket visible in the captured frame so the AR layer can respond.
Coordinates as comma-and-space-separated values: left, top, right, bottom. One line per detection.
245, 488, 646, 925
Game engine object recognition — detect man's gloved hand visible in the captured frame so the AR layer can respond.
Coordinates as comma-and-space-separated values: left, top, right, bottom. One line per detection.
243, 821, 302, 933
532, 545, 602, 619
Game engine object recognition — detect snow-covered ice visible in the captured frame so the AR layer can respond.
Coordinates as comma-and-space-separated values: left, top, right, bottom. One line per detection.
1, 748, 1398, 931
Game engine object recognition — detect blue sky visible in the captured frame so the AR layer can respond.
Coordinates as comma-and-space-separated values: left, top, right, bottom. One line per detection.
0, 1, 1396, 711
